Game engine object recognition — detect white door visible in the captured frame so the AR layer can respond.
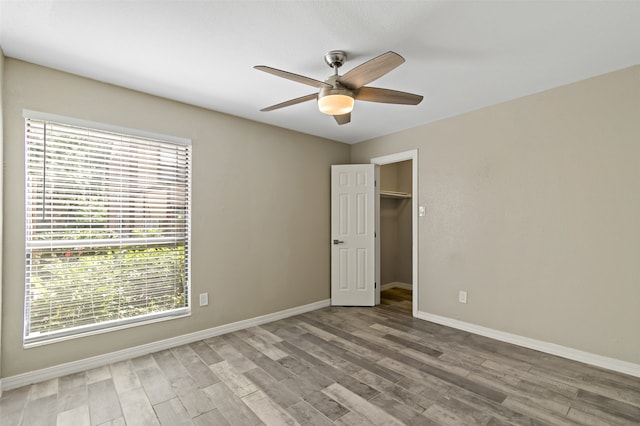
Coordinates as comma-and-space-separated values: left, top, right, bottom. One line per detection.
331, 164, 379, 306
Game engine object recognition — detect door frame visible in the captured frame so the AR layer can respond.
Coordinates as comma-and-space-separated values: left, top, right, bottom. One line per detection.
371, 149, 418, 317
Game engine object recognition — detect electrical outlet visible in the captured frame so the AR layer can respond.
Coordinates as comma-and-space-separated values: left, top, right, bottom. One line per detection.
199, 293, 209, 307
458, 290, 468, 304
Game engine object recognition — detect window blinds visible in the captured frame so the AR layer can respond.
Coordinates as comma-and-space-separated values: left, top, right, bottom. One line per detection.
24, 113, 191, 345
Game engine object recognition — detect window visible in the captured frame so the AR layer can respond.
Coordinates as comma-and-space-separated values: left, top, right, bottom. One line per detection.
24, 111, 191, 346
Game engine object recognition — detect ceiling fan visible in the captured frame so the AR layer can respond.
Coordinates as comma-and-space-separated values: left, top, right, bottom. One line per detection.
255, 50, 423, 125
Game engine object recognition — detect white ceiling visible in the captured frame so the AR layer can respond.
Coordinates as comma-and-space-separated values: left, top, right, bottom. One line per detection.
1, 1, 639, 144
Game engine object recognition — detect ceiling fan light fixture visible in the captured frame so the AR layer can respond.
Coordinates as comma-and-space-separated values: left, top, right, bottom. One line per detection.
317, 92, 354, 115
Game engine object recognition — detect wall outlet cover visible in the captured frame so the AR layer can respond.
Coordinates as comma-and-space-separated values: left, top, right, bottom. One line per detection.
199, 293, 209, 306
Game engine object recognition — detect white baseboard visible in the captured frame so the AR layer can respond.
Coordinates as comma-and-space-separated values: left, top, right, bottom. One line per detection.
381, 281, 412, 291
1, 299, 330, 392
416, 310, 640, 379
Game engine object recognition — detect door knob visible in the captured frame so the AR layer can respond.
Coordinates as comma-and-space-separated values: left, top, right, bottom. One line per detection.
333, 239, 345, 245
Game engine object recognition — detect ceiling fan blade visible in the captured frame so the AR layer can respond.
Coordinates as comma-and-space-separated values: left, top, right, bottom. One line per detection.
254, 65, 331, 89
356, 86, 423, 105
337, 51, 405, 90
260, 93, 318, 112
333, 113, 351, 125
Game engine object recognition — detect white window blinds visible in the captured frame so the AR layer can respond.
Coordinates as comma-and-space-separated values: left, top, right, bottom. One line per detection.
24, 112, 191, 345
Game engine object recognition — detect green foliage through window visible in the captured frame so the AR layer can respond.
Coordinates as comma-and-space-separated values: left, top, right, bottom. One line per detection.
27, 244, 186, 334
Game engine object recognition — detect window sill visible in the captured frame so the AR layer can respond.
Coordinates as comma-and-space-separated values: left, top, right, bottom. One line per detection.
23, 309, 191, 349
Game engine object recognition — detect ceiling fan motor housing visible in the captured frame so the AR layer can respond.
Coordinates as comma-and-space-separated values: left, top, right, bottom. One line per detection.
324, 50, 347, 69
319, 85, 354, 98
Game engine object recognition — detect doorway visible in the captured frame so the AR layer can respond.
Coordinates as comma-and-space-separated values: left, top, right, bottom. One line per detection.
371, 150, 418, 317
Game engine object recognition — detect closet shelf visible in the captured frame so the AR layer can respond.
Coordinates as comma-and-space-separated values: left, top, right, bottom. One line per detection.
380, 190, 412, 199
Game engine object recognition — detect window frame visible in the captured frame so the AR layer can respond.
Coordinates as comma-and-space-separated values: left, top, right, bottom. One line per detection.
23, 109, 192, 347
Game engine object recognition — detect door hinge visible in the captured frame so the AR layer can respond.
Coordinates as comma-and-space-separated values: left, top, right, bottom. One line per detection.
375, 282, 377, 289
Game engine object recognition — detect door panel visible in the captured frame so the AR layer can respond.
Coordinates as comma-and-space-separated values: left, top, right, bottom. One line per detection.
331, 164, 377, 306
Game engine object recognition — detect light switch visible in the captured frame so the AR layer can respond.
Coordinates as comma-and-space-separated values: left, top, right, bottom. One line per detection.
419, 206, 426, 217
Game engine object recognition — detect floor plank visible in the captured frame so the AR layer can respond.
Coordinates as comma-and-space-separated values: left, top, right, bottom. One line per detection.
87, 379, 122, 425
21, 394, 57, 426
152, 397, 193, 426
56, 404, 91, 426
118, 387, 160, 426
201, 381, 262, 426
241, 390, 298, 425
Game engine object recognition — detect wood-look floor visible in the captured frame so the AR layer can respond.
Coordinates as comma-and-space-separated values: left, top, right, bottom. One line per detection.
2, 287, 639, 425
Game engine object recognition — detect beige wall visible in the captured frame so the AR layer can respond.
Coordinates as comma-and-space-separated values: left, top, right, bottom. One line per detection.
380, 196, 399, 284
352, 65, 640, 364
395, 161, 412, 285
1, 59, 349, 377
380, 161, 412, 285
380, 164, 398, 284
0, 48, 5, 382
